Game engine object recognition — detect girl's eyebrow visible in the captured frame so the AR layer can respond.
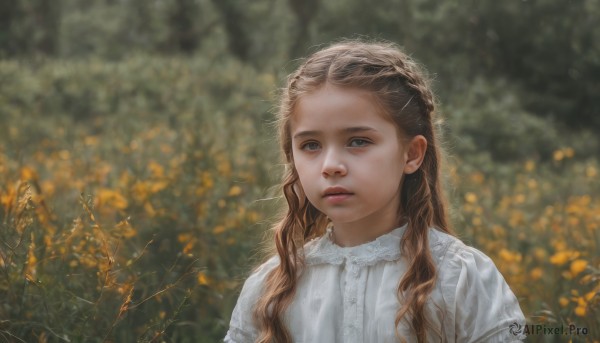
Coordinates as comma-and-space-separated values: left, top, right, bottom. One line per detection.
292, 126, 377, 140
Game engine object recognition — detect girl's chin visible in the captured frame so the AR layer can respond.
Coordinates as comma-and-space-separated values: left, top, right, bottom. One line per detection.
324, 215, 364, 226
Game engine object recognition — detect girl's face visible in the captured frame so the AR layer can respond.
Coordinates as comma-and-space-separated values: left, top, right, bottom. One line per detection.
290, 84, 424, 240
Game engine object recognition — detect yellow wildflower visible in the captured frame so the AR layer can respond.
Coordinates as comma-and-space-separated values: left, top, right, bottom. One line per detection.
563, 147, 574, 158
567, 217, 580, 227
470, 172, 484, 184
201, 172, 214, 189
562, 271, 573, 280
549, 251, 571, 266
552, 239, 567, 252
525, 160, 535, 172
570, 259, 587, 277
96, 188, 128, 210
58, 149, 70, 160
148, 161, 164, 178
183, 240, 195, 254
247, 211, 260, 222
575, 297, 587, 317
527, 179, 537, 189
177, 233, 192, 243
25, 234, 37, 279
41, 180, 55, 196
217, 159, 232, 176
1, 186, 16, 211
132, 181, 150, 202
514, 194, 525, 204
464, 192, 477, 204
533, 247, 547, 261
585, 291, 596, 302
228, 185, 242, 196
149, 180, 168, 193
580, 274, 592, 285
144, 202, 156, 217
530, 267, 543, 281
553, 149, 564, 161
198, 272, 209, 286
84, 135, 99, 146
20, 166, 38, 180
115, 219, 137, 238
586, 165, 597, 178
559, 297, 569, 307
213, 225, 226, 235
499, 249, 521, 263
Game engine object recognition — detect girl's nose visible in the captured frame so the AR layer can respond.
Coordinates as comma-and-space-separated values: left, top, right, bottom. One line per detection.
321, 149, 347, 177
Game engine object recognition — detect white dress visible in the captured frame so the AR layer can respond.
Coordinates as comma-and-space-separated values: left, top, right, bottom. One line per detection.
225, 225, 526, 343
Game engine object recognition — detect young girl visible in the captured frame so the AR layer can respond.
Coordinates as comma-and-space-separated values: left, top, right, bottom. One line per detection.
225, 40, 525, 343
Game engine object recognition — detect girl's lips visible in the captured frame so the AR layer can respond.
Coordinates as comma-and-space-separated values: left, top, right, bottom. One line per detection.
323, 187, 353, 203
323, 193, 353, 204
323, 186, 352, 197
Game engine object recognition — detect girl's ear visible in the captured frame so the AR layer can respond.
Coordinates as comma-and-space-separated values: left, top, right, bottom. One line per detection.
403, 135, 427, 174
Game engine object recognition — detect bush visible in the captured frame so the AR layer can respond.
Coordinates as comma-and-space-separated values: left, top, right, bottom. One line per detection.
0, 55, 279, 342
445, 78, 557, 162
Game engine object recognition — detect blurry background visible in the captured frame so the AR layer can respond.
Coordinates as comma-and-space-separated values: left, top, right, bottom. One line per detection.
0, 0, 599, 341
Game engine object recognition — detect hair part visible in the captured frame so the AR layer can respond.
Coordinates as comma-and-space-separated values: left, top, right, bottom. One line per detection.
254, 39, 453, 343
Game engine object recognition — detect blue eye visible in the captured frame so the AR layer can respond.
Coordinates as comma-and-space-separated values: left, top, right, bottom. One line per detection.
349, 138, 370, 147
301, 142, 320, 151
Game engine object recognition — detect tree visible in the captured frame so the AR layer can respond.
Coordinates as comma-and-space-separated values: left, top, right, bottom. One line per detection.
168, 0, 201, 54
0, 0, 61, 57
209, 0, 250, 61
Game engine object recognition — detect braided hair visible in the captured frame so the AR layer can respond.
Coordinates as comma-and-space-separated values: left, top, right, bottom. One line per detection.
254, 40, 453, 343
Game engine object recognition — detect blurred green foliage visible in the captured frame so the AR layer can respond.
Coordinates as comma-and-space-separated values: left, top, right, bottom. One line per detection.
2, 0, 599, 130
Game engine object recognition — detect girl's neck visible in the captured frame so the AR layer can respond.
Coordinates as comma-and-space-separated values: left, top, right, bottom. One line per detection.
325, 185, 404, 247
329, 214, 403, 247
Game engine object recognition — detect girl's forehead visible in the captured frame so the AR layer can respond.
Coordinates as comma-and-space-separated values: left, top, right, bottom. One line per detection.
291, 84, 398, 133
290, 86, 399, 138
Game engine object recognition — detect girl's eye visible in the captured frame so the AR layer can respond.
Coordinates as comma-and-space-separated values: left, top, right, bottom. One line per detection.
301, 142, 320, 151
348, 138, 371, 147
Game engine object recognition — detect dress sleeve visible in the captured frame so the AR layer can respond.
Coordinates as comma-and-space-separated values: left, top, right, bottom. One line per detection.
224, 257, 279, 343
439, 240, 526, 343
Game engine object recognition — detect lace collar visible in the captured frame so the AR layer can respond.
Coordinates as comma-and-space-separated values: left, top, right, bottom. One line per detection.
304, 224, 408, 267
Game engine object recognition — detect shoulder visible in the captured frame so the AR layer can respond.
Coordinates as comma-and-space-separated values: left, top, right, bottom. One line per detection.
428, 228, 502, 273
430, 229, 509, 286
428, 228, 457, 262
225, 256, 279, 343
429, 229, 526, 342
240, 255, 280, 297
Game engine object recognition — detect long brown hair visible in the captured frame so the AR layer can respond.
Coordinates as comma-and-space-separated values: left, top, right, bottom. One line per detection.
253, 40, 453, 342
